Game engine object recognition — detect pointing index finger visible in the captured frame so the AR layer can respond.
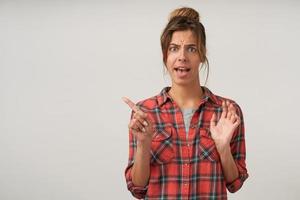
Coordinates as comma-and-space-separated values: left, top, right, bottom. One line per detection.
122, 97, 141, 113
122, 96, 149, 126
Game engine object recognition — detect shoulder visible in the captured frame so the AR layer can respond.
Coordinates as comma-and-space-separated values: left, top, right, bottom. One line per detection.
206, 87, 244, 115
135, 87, 169, 111
136, 94, 160, 111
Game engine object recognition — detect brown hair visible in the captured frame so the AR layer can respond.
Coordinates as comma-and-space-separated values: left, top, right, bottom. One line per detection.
160, 7, 209, 83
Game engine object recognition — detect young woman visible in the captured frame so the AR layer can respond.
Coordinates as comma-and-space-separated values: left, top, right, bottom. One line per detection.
123, 7, 248, 200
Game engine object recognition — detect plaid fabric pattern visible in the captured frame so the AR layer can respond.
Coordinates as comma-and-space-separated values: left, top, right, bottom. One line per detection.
125, 87, 248, 200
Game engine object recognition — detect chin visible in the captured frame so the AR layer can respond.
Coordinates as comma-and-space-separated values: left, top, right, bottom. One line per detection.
172, 77, 199, 87
172, 80, 192, 87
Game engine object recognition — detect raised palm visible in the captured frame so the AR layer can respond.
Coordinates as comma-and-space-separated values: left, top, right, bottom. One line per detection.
210, 101, 241, 153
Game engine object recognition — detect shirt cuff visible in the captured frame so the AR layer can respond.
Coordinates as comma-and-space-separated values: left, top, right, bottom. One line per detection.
125, 164, 148, 199
127, 181, 148, 199
226, 172, 249, 193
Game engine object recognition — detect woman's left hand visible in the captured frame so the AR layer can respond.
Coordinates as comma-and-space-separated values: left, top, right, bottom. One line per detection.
210, 101, 241, 154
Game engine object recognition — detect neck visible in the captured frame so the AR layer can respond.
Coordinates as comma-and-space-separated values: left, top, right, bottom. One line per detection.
168, 83, 203, 109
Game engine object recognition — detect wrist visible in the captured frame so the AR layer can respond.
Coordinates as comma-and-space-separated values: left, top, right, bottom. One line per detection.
136, 143, 151, 161
218, 146, 231, 160
137, 139, 152, 151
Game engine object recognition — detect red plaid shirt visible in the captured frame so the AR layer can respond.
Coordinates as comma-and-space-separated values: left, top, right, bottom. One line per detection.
125, 87, 248, 199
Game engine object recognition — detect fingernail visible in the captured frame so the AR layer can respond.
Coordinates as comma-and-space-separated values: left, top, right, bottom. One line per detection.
122, 97, 127, 102
143, 121, 148, 126
142, 127, 146, 132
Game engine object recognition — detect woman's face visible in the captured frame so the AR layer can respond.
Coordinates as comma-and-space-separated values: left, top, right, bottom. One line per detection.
166, 30, 202, 86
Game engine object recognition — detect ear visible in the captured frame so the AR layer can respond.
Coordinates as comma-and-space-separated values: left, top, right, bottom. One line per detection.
199, 62, 204, 70
163, 65, 169, 75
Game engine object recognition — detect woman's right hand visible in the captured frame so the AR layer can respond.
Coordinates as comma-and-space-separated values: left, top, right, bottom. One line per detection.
122, 97, 155, 145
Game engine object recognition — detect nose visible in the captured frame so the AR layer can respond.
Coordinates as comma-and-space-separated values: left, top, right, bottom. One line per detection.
178, 48, 187, 62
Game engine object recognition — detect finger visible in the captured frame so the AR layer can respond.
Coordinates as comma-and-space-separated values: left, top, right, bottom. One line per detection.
210, 113, 217, 128
221, 101, 227, 119
226, 100, 230, 107
133, 112, 149, 127
128, 119, 138, 130
230, 113, 237, 123
122, 97, 141, 113
135, 119, 147, 133
129, 118, 146, 133
227, 111, 232, 120
122, 97, 148, 119
233, 117, 241, 128
144, 122, 154, 134
128, 118, 140, 131
228, 103, 236, 113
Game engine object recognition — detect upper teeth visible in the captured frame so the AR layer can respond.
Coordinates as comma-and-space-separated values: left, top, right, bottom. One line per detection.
176, 67, 189, 70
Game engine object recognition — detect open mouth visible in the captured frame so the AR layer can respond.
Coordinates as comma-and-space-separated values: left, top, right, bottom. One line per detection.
174, 67, 191, 72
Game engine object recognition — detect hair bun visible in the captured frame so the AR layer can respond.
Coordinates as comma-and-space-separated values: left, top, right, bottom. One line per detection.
169, 7, 200, 22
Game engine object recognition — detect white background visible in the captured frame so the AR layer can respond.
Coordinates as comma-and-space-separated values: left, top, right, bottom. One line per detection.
1, 0, 300, 199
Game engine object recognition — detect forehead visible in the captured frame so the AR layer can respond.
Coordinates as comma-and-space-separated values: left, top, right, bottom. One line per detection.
170, 30, 197, 44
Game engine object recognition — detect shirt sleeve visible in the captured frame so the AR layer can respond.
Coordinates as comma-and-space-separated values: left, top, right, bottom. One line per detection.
226, 103, 249, 193
125, 162, 148, 199
124, 111, 149, 199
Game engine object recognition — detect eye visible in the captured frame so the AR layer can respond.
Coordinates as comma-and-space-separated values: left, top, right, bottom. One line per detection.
187, 46, 197, 53
169, 46, 178, 52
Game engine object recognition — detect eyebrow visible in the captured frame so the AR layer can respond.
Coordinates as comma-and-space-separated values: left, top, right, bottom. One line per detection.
169, 43, 197, 47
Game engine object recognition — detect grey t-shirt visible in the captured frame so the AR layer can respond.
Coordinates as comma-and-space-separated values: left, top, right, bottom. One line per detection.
181, 108, 197, 137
